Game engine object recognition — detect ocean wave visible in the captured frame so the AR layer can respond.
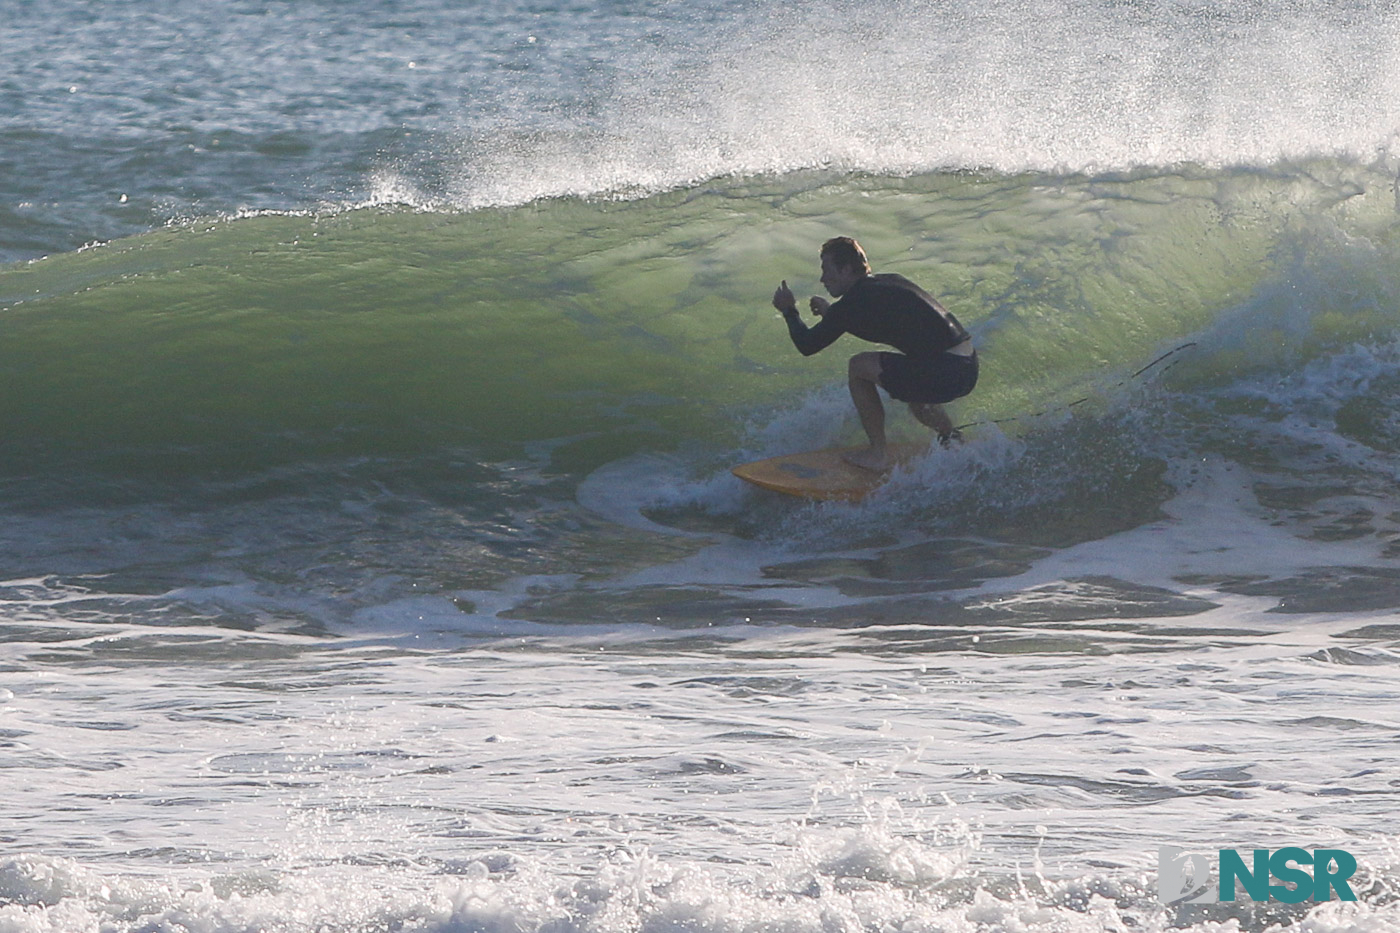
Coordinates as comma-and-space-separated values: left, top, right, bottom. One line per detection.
2, 155, 1400, 580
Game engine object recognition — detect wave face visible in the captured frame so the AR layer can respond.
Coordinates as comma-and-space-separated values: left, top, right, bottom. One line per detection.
5, 159, 1399, 473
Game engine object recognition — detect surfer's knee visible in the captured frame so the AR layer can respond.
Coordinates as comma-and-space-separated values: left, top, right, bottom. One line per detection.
848, 352, 882, 383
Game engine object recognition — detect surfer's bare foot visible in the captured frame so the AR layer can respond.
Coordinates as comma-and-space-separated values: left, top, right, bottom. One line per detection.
843, 446, 890, 472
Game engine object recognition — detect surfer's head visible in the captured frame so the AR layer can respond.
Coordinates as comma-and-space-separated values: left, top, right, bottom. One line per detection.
819, 236, 870, 297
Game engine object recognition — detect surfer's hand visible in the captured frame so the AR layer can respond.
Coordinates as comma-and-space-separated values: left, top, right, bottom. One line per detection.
772, 281, 797, 314
809, 296, 830, 317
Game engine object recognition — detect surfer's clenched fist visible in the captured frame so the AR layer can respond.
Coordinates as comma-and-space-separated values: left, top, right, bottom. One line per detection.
772, 280, 797, 314
773, 281, 828, 317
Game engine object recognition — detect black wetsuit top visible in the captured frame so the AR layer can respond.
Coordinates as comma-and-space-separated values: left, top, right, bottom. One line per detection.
781, 273, 969, 360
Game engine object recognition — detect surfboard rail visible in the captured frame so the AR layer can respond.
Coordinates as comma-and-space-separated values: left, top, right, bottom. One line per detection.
731, 442, 928, 502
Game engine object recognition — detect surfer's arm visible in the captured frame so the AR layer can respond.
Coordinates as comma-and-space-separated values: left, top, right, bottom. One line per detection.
781, 306, 844, 356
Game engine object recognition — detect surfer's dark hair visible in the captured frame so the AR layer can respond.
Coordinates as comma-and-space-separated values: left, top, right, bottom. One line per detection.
820, 236, 871, 274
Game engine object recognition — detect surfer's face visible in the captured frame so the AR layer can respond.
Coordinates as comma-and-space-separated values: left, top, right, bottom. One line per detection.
820, 255, 862, 297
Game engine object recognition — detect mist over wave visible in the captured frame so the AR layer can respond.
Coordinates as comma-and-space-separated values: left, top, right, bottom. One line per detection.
422, 0, 1400, 208
7, 0, 1400, 259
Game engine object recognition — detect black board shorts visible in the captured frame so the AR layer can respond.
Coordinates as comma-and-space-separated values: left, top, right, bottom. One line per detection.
877, 350, 978, 404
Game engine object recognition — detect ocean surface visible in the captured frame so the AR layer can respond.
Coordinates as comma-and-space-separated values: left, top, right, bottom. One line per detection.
6, 1, 1400, 930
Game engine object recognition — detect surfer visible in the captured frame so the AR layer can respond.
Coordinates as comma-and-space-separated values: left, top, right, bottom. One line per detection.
772, 237, 977, 471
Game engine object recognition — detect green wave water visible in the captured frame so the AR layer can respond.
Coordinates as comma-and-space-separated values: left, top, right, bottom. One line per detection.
4, 160, 1398, 487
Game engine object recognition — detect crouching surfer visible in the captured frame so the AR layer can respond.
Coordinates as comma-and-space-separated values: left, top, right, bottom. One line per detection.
771, 236, 978, 471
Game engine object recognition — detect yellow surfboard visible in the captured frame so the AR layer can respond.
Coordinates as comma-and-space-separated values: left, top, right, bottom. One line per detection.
731, 443, 928, 502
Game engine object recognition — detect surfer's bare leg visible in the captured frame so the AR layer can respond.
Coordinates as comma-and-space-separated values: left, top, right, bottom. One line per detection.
845, 352, 889, 471
910, 402, 964, 447
909, 402, 952, 437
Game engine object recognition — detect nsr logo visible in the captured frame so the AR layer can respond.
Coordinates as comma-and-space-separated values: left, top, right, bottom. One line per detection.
1158, 847, 1358, 904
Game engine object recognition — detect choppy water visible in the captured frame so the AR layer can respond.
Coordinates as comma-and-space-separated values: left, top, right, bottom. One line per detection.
6, 1, 1400, 931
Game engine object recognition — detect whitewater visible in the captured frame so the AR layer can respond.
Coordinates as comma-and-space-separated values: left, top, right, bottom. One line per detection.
5, 1, 1400, 931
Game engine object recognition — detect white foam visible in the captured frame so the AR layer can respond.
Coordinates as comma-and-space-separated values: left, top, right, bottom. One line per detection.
958, 454, 1381, 602
576, 453, 725, 539
1, 847, 1397, 933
